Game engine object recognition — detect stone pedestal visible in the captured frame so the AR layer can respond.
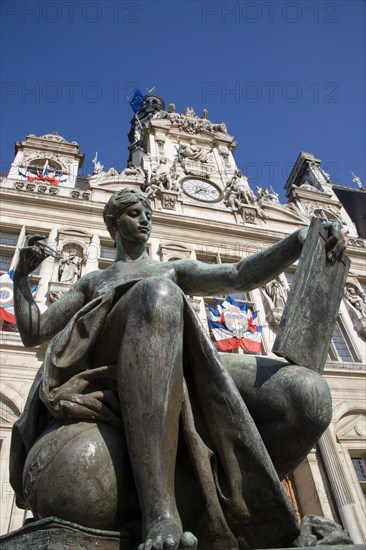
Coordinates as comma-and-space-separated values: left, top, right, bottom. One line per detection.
0, 517, 135, 549
0, 518, 363, 549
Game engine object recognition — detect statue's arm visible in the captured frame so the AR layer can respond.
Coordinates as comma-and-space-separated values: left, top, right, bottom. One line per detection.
177, 223, 346, 296
177, 229, 306, 295
14, 242, 88, 347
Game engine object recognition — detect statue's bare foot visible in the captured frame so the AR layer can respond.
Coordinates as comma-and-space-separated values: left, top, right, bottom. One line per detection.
138, 518, 197, 550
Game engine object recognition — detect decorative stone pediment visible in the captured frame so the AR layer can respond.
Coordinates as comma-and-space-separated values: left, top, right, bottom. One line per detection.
256, 201, 309, 224
38, 133, 68, 143
336, 414, 366, 441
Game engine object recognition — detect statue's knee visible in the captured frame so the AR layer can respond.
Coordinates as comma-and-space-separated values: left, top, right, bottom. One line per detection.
136, 277, 183, 321
288, 368, 332, 433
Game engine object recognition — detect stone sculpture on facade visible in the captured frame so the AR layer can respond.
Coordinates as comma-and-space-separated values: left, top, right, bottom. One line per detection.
151, 157, 172, 188
257, 186, 280, 205
217, 144, 230, 165
262, 278, 288, 329
154, 105, 227, 136
10, 189, 349, 550
265, 278, 287, 310
92, 152, 104, 175
344, 284, 366, 341
123, 161, 145, 179
153, 103, 181, 124
58, 248, 82, 284
224, 171, 263, 223
143, 157, 173, 198
177, 139, 208, 163
225, 170, 256, 207
176, 138, 215, 177
105, 167, 119, 177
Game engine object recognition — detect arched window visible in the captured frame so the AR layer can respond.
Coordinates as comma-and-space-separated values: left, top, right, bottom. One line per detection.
27, 158, 62, 176
0, 394, 20, 424
313, 208, 341, 223
336, 413, 366, 502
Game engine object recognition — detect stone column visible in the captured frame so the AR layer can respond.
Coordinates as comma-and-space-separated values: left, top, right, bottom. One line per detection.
36, 228, 58, 311
318, 428, 366, 543
84, 234, 99, 274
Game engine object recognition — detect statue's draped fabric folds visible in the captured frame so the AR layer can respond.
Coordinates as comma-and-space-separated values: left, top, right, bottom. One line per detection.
11, 278, 299, 549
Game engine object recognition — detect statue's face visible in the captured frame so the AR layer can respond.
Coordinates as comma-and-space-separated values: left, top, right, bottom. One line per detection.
117, 202, 152, 244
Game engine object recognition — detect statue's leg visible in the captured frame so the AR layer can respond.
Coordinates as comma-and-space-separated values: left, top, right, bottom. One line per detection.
221, 354, 332, 478
94, 277, 197, 549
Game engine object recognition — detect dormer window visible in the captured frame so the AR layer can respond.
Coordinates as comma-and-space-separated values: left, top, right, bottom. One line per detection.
27, 159, 62, 177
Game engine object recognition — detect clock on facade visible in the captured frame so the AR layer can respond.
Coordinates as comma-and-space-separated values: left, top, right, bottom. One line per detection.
181, 178, 222, 202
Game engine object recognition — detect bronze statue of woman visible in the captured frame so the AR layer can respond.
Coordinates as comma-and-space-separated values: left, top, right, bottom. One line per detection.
11, 188, 346, 550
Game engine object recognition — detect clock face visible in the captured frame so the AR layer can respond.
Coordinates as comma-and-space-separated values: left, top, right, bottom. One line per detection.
182, 178, 222, 202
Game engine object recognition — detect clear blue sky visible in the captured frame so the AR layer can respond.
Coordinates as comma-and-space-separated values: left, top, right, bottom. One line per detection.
1, 0, 365, 201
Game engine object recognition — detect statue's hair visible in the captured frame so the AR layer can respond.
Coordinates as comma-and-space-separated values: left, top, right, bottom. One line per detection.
103, 188, 152, 241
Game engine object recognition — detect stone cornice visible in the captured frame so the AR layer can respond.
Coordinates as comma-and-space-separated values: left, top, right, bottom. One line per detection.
324, 362, 366, 374
291, 187, 335, 204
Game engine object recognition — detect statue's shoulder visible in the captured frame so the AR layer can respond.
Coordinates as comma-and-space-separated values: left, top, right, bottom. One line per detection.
76, 268, 107, 293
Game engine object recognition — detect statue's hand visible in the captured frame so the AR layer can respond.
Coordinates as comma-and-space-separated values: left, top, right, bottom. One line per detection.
298, 222, 346, 261
16, 235, 57, 276
323, 221, 347, 261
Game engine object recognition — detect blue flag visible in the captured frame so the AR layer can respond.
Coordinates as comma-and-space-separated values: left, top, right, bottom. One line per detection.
129, 89, 145, 114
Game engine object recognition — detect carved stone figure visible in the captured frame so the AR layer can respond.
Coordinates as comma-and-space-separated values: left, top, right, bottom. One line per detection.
149, 157, 172, 190
154, 105, 226, 135
262, 278, 288, 330
123, 161, 144, 178
225, 171, 256, 210
344, 285, 366, 340
58, 248, 82, 284
224, 189, 239, 210
11, 191, 347, 550
153, 103, 181, 124
265, 278, 287, 310
155, 132, 166, 152
178, 139, 208, 163
106, 167, 119, 177
257, 186, 280, 204
218, 144, 230, 163
92, 153, 104, 175
344, 285, 366, 318
142, 184, 157, 199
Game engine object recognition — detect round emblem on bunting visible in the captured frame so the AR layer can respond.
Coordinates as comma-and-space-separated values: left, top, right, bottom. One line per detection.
0, 282, 14, 308
223, 310, 248, 338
